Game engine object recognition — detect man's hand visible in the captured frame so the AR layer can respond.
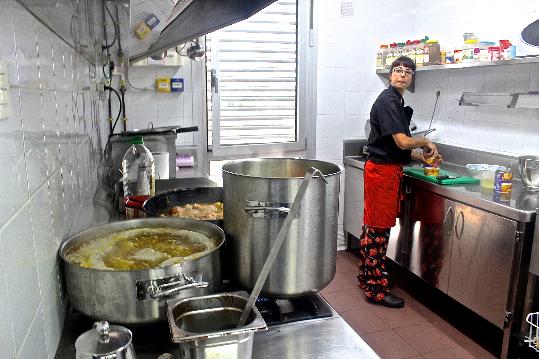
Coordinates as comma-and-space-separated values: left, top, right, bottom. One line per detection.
422, 141, 438, 159
411, 149, 425, 163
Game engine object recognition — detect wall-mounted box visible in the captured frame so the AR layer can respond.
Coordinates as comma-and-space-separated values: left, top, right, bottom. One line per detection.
171, 78, 184, 92
156, 78, 171, 92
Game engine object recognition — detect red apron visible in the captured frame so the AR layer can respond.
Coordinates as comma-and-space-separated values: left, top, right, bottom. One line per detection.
363, 160, 403, 228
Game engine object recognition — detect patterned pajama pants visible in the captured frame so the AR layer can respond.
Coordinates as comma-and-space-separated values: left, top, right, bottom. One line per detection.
357, 225, 391, 302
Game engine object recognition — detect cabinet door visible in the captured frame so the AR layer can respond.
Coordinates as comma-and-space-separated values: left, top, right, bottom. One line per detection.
447, 203, 517, 328
343, 165, 364, 240
404, 187, 453, 293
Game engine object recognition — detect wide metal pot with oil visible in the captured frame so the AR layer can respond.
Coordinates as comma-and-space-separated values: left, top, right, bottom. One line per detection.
59, 218, 224, 324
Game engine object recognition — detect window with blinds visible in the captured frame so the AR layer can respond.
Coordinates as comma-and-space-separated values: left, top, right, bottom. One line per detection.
206, 0, 298, 152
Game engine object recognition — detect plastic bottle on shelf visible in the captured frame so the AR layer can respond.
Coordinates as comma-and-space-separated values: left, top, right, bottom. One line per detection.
376, 45, 388, 70
422, 39, 430, 65
454, 48, 463, 64
397, 42, 405, 59
473, 42, 481, 62
386, 43, 398, 67
462, 39, 477, 63
488, 46, 501, 61
122, 135, 155, 219
405, 40, 415, 62
479, 41, 495, 62
414, 40, 423, 66
425, 40, 441, 65
445, 47, 454, 64
461, 32, 479, 63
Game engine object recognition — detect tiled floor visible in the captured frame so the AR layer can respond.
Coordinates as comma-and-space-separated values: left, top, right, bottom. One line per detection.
321, 251, 497, 359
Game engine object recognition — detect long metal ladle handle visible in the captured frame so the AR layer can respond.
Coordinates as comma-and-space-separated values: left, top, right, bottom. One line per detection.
237, 167, 328, 328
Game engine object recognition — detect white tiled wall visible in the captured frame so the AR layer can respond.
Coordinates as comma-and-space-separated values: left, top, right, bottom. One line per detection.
125, 60, 204, 149
0, 1, 106, 358
316, 0, 539, 247
316, 0, 417, 247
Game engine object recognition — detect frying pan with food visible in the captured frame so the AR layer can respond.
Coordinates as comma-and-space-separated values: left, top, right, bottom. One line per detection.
143, 187, 224, 227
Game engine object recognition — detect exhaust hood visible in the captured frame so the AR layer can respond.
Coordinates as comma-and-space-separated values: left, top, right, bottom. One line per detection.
129, 0, 277, 62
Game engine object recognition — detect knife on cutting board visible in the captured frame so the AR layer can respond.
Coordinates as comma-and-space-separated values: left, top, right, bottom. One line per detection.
436, 175, 461, 181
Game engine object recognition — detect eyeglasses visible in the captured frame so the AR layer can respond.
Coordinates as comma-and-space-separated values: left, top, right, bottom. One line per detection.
392, 67, 414, 76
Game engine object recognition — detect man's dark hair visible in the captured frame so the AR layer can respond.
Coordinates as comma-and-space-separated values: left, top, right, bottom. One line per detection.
390, 56, 416, 73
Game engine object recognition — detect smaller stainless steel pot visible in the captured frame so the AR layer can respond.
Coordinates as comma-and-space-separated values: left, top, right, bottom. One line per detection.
167, 292, 267, 359
75, 321, 136, 359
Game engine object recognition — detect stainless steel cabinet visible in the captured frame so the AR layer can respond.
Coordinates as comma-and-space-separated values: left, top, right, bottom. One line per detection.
343, 162, 364, 247
447, 203, 517, 328
406, 187, 453, 293
396, 183, 519, 329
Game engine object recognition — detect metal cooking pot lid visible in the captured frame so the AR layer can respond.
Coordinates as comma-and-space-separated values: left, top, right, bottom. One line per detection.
75, 321, 132, 356
118, 123, 199, 136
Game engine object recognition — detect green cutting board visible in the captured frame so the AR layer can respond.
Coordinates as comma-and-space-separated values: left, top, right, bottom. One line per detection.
404, 168, 480, 185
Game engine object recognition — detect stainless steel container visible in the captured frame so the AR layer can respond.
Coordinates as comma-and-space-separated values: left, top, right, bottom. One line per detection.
75, 321, 136, 359
519, 155, 539, 191
167, 292, 267, 359
59, 218, 224, 324
222, 158, 341, 297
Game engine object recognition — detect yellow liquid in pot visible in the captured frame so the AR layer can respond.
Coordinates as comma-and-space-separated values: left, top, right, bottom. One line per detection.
65, 228, 216, 270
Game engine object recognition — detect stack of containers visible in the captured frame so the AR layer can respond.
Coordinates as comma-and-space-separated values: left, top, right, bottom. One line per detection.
376, 33, 517, 68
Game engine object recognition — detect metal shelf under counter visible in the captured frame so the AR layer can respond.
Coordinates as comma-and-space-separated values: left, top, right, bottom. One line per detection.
375, 56, 539, 74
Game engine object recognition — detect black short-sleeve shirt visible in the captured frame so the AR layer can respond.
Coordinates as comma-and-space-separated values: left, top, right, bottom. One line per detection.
367, 85, 412, 164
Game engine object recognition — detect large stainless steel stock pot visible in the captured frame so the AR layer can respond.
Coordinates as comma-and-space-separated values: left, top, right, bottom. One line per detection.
59, 218, 224, 324
222, 158, 341, 297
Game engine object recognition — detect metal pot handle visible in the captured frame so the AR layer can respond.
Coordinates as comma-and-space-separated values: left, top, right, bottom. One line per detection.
244, 201, 298, 218
136, 273, 208, 301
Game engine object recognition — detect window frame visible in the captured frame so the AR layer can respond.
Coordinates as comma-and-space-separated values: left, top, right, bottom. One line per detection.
205, 0, 315, 161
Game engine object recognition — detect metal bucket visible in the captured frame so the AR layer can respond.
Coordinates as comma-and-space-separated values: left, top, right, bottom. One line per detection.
167, 292, 266, 359
222, 158, 341, 297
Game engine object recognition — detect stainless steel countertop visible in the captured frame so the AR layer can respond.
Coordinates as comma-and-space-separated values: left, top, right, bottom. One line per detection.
136, 311, 379, 359
56, 300, 379, 359
252, 315, 379, 359
344, 155, 539, 222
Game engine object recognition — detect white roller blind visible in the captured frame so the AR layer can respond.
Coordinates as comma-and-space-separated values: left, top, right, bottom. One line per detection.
206, 0, 298, 148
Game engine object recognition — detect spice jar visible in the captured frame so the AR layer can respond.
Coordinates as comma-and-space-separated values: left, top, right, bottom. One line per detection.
454, 49, 463, 64
424, 155, 442, 177
494, 168, 513, 193
426, 40, 441, 65
376, 45, 388, 70
488, 46, 501, 61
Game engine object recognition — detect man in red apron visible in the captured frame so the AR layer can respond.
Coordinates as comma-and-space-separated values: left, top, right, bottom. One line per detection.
358, 56, 439, 308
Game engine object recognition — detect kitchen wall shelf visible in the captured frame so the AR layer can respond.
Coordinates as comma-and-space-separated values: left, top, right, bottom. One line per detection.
459, 91, 539, 109
375, 56, 539, 74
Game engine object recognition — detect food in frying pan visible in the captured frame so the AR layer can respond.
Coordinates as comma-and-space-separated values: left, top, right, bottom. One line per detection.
161, 202, 223, 220
64, 228, 216, 270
